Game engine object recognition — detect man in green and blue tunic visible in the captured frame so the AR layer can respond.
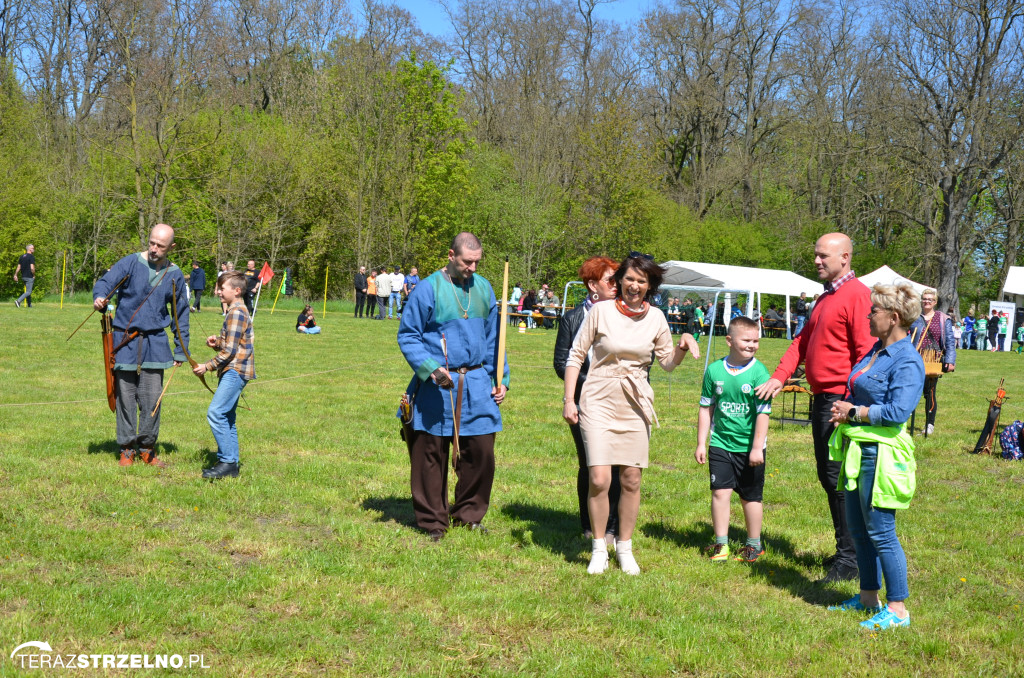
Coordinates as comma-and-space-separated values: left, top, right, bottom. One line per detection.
398, 232, 510, 541
92, 224, 190, 467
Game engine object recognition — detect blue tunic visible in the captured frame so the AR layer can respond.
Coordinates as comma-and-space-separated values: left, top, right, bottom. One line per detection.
93, 253, 190, 371
398, 269, 511, 437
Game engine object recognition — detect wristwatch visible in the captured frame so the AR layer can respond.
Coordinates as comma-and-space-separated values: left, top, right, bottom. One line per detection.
849, 406, 859, 423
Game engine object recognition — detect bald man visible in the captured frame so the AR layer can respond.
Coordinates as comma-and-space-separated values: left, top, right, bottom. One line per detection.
755, 233, 874, 584
93, 224, 191, 468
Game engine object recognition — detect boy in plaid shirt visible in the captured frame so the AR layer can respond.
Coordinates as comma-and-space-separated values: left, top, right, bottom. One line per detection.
194, 271, 256, 479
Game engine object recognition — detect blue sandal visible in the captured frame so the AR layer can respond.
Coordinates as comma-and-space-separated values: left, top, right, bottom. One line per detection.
827, 596, 885, 613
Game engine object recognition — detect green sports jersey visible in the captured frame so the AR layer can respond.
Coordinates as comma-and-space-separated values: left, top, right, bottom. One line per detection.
700, 357, 772, 453
977, 318, 988, 331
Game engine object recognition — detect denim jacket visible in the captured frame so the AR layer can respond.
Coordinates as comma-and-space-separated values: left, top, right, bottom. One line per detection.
847, 336, 925, 427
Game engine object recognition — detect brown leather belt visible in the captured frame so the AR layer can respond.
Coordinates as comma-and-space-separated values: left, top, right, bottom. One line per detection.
451, 365, 482, 466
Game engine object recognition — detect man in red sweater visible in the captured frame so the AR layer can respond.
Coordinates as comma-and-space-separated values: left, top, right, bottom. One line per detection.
755, 233, 874, 583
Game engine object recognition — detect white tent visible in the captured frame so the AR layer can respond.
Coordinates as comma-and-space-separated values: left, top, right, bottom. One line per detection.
659, 261, 823, 298
859, 265, 928, 293
658, 261, 823, 339
1002, 266, 1024, 302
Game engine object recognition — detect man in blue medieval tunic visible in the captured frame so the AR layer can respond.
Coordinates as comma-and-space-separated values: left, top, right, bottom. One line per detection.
398, 232, 510, 542
93, 223, 190, 468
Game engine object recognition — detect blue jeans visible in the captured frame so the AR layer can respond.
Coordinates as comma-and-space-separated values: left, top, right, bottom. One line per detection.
794, 315, 806, 337
207, 370, 247, 464
299, 326, 321, 334
845, 444, 909, 602
389, 291, 402, 318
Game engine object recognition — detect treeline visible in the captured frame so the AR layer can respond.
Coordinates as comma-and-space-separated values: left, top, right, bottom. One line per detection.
0, 0, 1022, 311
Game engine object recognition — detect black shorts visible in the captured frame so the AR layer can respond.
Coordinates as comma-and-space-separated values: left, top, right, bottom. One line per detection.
708, 446, 765, 502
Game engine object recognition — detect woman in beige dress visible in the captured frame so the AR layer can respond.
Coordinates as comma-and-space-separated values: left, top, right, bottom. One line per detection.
562, 253, 701, 575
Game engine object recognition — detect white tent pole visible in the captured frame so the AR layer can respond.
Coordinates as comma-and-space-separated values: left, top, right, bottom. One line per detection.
755, 292, 761, 337
705, 292, 720, 373
785, 294, 791, 339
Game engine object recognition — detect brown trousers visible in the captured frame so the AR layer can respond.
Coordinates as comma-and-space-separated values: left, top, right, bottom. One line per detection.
408, 430, 495, 533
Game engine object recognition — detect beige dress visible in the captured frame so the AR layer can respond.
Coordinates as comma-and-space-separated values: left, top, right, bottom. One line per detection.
566, 301, 677, 467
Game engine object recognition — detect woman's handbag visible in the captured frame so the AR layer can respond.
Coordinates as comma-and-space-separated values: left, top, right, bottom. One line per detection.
915, 324, 943, 377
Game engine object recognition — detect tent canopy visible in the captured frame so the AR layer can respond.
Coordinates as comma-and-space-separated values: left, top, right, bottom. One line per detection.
858, 265, 928, 293
659, 260, 823, 297
1002, 266, 1024, 296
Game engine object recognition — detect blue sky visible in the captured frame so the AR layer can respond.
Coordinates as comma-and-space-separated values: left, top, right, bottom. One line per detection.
387, 0, 655, 37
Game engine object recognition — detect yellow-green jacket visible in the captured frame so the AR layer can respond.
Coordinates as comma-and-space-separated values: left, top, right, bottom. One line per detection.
828, 423, 916, 509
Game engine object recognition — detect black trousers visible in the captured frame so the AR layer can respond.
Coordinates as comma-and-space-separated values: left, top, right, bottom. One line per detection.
354, 290, 367, 317
811, 393, 857, 567
923, 375, 939, 426
191, 288, 202, 311
408, 431, 495, 533
569, 418, 620, 535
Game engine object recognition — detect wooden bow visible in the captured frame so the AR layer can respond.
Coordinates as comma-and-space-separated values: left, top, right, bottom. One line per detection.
171, 279, 215, 397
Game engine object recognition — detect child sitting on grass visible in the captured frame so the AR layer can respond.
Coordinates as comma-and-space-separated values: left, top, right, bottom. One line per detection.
193, 271, 256, 479
695, 316, 771, 562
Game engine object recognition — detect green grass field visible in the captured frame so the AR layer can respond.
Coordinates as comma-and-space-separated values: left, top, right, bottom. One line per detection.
1, 297, 1023, 676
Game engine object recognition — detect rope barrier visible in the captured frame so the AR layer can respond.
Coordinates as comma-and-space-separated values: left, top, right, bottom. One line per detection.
0, 357, 393, 409
1, 356, 701, 409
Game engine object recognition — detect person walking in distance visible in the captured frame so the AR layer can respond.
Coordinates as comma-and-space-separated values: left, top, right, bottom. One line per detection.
189, 261, 206, 312
13, 244, 35, 308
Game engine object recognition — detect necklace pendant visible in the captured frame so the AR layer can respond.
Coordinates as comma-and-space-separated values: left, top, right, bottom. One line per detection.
463, 311, 468, 319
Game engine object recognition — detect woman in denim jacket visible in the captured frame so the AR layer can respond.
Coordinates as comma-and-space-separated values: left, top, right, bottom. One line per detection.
827, 282, 924, 631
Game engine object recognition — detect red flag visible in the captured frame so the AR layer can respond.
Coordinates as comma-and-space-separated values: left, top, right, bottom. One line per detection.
258, 262, 274, 285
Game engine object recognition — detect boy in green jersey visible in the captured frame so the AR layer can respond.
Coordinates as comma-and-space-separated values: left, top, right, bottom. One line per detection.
695, 316, 772, 562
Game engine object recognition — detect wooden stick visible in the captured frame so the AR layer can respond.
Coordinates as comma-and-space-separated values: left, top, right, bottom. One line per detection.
151, 363, 180, 416
495, 257, 510, 387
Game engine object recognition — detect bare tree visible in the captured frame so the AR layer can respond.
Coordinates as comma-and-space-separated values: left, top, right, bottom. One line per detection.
880, 0, 1024, 310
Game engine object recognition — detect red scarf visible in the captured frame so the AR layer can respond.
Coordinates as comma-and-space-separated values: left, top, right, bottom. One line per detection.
615, 298, 649, 318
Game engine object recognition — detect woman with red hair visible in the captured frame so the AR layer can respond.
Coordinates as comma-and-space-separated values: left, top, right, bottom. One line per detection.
555, 257, 621, 542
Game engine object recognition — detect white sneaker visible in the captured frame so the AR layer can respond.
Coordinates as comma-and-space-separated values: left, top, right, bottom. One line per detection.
615, 539, 641, 575
925, 424, 934, 435
587, 540, 609, 574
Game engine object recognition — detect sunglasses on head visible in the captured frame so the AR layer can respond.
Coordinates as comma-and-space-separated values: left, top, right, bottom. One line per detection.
628, 251, 654, 261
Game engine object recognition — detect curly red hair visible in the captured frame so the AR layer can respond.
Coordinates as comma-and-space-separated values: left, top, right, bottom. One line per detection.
578, 256, 619, 286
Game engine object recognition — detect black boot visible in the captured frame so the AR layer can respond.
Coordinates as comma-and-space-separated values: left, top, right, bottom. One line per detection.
202, 462, 239, 479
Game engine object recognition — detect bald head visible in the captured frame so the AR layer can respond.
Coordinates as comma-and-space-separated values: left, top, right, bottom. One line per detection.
814, 232, 852, 282
147, 223, 176, 267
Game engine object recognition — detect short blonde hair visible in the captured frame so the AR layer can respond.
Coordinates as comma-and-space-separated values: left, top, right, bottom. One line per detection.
871, 283, 921, 329
921, 287, 937, 299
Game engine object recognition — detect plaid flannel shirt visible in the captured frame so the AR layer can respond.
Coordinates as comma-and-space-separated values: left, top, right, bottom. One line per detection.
205, 301, 256, 380
824, 270, 857, 295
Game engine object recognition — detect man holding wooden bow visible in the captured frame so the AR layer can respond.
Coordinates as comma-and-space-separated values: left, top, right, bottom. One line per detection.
92, 224, 190, 468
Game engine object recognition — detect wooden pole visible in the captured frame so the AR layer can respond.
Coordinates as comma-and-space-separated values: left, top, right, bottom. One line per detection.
323, 265, 329, 317
496, 257, 510, 385
271, 270, 284, 314
60, 251, 67, 309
